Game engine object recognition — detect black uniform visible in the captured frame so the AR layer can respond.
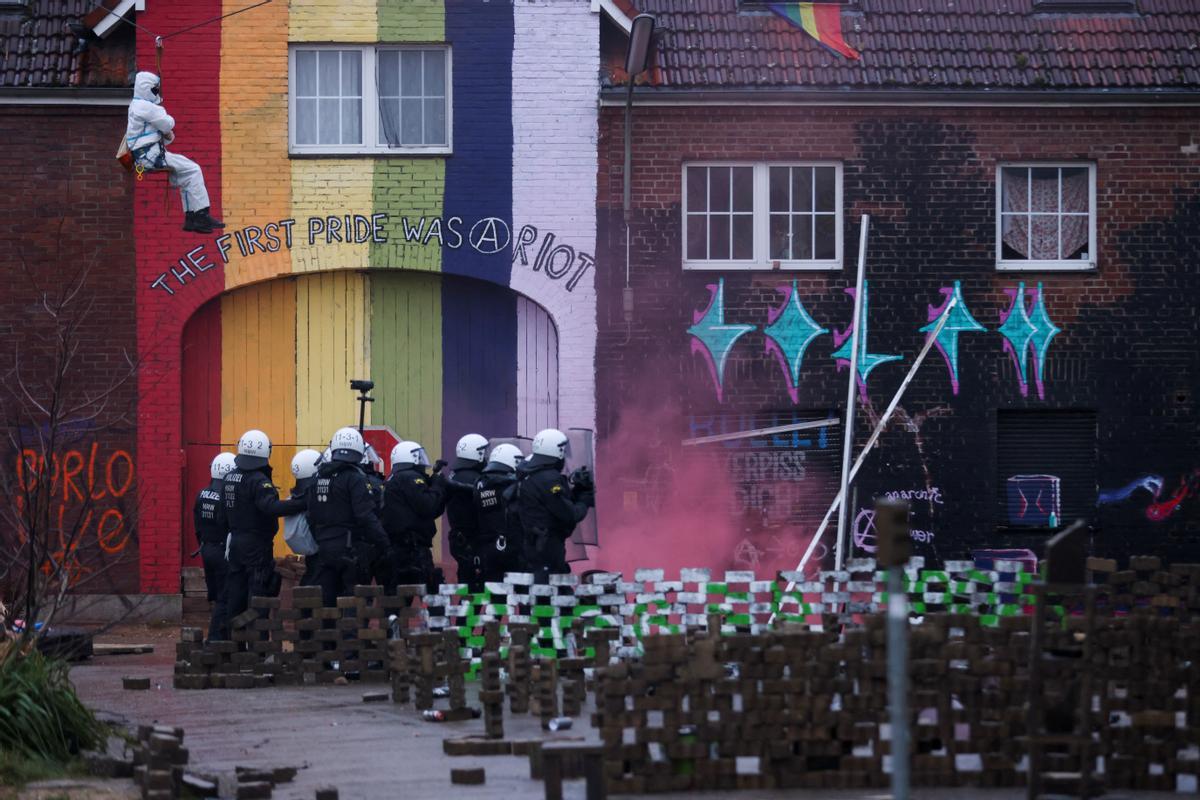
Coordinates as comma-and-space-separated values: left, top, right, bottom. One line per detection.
472, 461, 524, 581
223, 464, 306, 621
306, 460, 389, 607
382, 465, 448, 590
193, 478, 230, 640
515, 456, 593, 583
446, 458, 484, 587
360, 467, 390, 587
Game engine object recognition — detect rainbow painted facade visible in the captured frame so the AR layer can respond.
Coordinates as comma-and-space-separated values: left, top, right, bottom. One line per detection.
132, 1, 607, 591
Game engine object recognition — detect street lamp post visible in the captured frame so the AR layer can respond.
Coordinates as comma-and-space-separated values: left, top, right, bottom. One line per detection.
623, 14, 655, 322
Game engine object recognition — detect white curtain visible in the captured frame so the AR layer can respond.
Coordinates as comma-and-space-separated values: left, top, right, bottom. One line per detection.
1002, 169, 1088, 259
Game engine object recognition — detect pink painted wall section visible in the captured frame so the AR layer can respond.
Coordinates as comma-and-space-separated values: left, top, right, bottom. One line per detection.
511, 1, 599, 432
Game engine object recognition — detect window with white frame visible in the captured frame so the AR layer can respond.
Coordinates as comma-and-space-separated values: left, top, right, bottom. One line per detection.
683, 163, 842, 270
997, 164, 1096, 270
290, 45, 451, 155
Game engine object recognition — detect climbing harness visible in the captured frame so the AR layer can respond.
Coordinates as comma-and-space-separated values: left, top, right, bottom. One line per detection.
100, 0, 272, 206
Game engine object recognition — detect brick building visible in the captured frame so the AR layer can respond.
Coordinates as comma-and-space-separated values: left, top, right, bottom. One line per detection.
3, 0, 1199, 614
0, 1, 140, 600
8, 0, 622, 611
591, 0, 1200, 578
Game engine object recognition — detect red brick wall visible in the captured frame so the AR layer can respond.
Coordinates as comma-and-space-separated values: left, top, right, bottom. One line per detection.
133, 0, 224, 594
594, 104, 1200, 574
0, 106, 139, 594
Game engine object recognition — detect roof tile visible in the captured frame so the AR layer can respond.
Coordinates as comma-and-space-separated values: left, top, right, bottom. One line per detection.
632, 0, 1200, 90
1, 0, 131, 89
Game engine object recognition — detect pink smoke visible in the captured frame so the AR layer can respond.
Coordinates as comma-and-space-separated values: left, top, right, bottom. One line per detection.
579, 397, 830, 580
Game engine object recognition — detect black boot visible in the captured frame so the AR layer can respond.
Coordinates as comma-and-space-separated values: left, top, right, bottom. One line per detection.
183, 211, 213, 234
196, 207, 225, 228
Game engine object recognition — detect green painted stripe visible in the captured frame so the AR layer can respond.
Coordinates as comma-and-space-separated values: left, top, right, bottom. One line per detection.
371, 159, 446, 272
378, 0, 444, 42
368, 270, 443, 476
372, 1, 446, 272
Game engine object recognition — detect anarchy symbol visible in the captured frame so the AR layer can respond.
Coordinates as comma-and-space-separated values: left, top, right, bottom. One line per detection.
852, 508, 878, 554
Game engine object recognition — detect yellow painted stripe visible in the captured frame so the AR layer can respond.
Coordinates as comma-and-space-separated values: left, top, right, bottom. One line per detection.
219, 279, 298, 556
220, 0, 290, 290
290, 0, 377, 42
295, 271, 372, 448
291, 161, 375, 274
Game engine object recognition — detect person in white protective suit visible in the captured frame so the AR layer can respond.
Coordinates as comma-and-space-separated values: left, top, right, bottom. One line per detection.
126, 71, 225, 234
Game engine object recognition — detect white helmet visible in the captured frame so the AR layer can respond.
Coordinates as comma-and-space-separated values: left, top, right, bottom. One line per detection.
360, 443, 382, 470
390, 440, 430, 468
488, 443, 523, 470
320, 447, 333, 464
531, 428, 570, 461
329, 426, 365, 463
210, 452, 236, 480
236, 429, 272, 469
455, 433, 489, 464
291, 448, 322, 480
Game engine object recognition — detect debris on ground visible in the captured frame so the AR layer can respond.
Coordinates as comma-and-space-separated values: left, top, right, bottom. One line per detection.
449, 767, 485, 785
93, 644, 155, 656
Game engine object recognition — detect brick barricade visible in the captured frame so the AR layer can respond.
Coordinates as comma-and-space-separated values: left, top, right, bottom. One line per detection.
175, 556, 1199, 686
594, 605, 1200, 793
173, 556, 1200, 792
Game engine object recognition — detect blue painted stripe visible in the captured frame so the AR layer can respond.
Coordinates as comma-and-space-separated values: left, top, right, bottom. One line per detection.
442, 0, 515, 285
440, 276, 519, 452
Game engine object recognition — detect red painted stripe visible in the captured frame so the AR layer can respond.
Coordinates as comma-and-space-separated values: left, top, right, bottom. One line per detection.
811, 3, 860, 60
134, 1, 226, 594
180, 299, 222, 568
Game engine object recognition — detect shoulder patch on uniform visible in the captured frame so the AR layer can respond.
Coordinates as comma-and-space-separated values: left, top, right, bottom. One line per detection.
551, 484, 562, 494
262, 482, 274, 489
414, 478, 426, 485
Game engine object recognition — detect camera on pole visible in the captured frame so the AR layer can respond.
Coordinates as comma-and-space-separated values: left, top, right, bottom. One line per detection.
350, 379, 375, 434
875, 497, 912, 568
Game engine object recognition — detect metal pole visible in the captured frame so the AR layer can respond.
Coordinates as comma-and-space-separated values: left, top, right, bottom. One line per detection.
887, 565, 910, 800
767, 297, 957, 621
624, 78, 634, 290
681, 417, 837, 447
624, 80, 634, 225
834, 215, 870, 571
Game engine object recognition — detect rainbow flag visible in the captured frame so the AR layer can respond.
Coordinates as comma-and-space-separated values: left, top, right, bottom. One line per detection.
768, 3, 861, 60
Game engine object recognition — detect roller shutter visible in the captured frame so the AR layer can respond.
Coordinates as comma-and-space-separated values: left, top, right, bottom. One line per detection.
996, 410, 1097, 530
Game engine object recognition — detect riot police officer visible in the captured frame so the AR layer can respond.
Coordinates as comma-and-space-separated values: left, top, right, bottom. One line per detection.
358, 443, 390, 586
290, 448, 323, 587
383, 440, 448, 591
194, 452, 235, 641
472, 443, 525, 582
223, 429, 306, 622
306, 428, 390, 606
515, 429, 595, 583
446, 433, 488, 588
291, 449, 323, 498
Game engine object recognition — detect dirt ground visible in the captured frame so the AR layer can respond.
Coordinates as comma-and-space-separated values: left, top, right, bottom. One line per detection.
60, 625, 1181, 800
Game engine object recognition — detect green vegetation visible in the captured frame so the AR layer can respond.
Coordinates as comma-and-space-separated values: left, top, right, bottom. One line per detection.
0, 749, 84, 788
0, 651, 103, 766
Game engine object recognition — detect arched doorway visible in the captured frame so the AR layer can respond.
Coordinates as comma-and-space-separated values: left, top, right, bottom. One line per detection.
179, 270, 559, 566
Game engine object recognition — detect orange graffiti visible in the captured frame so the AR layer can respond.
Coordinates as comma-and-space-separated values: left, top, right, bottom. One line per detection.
13, 444, 136, 585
